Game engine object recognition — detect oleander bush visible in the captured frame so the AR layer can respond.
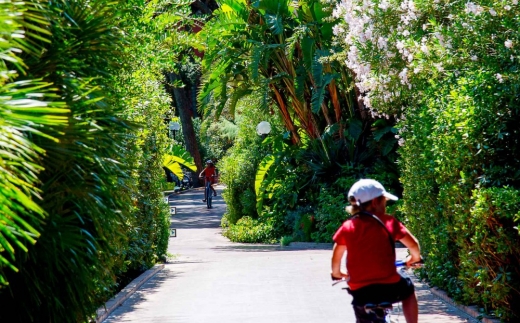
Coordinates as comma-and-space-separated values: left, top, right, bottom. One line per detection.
334, 0, 520, 320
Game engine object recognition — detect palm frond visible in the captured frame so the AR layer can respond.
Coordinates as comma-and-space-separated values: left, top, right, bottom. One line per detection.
0, 1, 135, 321
163, 144, 197, 179
0, 1, 69, 286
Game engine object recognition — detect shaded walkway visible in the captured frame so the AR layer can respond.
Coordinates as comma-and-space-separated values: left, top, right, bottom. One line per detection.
104, 185, 477, 323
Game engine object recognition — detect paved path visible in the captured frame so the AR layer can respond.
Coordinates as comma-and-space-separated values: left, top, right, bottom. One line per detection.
104, 186, 477, 323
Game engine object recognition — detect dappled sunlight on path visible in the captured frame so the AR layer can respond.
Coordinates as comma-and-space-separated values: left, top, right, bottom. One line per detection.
103, 186, 479, 323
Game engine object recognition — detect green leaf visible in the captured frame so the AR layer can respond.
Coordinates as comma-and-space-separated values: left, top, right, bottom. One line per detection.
311, 74, 334, 114
294, 63, 306, 103
265, 14, 283, 35
302, 36, 315, 69
346, 119, 363, 141
255, 155, 275, 214
373, 126, 394, 141
163, 144, 197, 180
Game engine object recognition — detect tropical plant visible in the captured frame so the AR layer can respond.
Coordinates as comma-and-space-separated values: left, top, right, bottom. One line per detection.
163, 144, 198, 179
0, 1, 68, 286
199, 0, 359, 144
198, 117, 237, 163
142, 0, 211, 177
0, 1, 139, 321
219, 95, 276, 225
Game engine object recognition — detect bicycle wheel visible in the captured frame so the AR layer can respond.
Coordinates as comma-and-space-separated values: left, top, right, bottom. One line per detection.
354, 306, 388, 323
206, 184, 212, 209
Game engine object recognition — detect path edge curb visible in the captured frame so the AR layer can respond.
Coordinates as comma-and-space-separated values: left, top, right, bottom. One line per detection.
428, 284, 501, 323
95, 263, 165, 323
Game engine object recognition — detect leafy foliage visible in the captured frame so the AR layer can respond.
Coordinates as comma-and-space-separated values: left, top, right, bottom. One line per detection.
334, 0, 520, 319
198, 117, 237, 164
219, 96, 273, 226
199, 0, 359, 144
0, 0, 174, 321
0, 0, 69, 285
0, 1, 134, 321
222, 216, 277, 243
163, 144, 197, 179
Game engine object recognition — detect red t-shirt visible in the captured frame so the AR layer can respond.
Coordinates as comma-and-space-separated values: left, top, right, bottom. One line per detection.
332, 213, 408, 290
202, 166, 216, 180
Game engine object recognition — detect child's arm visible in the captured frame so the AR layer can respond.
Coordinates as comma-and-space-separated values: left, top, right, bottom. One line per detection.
331, 243, 349, 280
399, 229, 421, 266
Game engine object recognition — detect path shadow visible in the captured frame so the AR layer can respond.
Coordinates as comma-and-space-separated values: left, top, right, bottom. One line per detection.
104, 268, 182, 322
410, 277, 477, 322
167, 187, 225, 229
211, 242, 333, 253
170, 210, 222, 229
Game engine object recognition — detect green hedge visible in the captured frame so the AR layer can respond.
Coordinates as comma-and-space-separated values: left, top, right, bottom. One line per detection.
0, 1, 171, 321
399, 72, 520, 321
460, 188, 520, 318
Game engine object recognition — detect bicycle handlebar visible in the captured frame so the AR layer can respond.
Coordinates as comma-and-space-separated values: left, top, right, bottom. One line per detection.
395, 257, 424, 268
331, 258, 424, 283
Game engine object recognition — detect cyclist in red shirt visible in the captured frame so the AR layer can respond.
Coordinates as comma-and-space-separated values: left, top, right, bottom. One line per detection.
331, 179, 422, 323
199, 160, 217, 202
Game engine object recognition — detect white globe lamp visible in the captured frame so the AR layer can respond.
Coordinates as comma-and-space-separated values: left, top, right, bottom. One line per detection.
256, 121, 271, 136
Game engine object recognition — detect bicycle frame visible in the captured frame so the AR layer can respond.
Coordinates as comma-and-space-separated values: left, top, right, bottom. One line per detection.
204, 178, 212, 209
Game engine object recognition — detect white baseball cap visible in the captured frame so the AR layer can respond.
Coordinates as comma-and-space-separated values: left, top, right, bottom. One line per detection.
348, 179, 398, 205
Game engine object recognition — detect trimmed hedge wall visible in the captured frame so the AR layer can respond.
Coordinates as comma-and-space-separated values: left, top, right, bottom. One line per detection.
399, 72, 520, 321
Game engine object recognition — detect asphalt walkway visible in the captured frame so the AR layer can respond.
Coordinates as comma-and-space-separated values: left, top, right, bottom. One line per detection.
103, 186, 477, 323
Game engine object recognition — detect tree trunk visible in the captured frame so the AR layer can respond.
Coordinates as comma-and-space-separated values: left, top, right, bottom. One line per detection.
165, 72, 203, 186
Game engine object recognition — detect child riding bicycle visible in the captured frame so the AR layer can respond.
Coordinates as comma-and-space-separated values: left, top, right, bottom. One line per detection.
199, 160, 218, 202
331, 179, 422, 323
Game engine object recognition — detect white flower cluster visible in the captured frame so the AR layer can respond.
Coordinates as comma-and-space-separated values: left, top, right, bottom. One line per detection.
333, 0, 519, 126
465, 2, 484, 15
333, 0, 423, 113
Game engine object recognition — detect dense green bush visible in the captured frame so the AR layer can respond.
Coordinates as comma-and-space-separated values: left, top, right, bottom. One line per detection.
459, 187, 520, 319
399, 72, 520, 321
199, 118, 237, 163
0, 1, 172, 321
245, 127, 400, 244
219, 98, 276, 226
312, 177, 356, 242
116, 67, 171, 273
222, 216, 277, 243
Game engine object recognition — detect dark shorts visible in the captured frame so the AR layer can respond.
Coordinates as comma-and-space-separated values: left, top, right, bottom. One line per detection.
349, 276, 414, 306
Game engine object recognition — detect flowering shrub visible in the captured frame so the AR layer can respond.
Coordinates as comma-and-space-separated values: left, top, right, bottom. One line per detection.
333, 0, 520, 117
333, 0, 520, 320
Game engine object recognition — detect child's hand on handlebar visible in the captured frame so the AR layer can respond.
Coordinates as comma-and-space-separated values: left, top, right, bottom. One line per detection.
405, 255, 424, 268
331, 271, 349, 281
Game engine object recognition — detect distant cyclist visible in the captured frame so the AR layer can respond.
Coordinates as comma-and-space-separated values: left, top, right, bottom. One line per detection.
199, 160, 217, 202
331, 179, 422, 323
